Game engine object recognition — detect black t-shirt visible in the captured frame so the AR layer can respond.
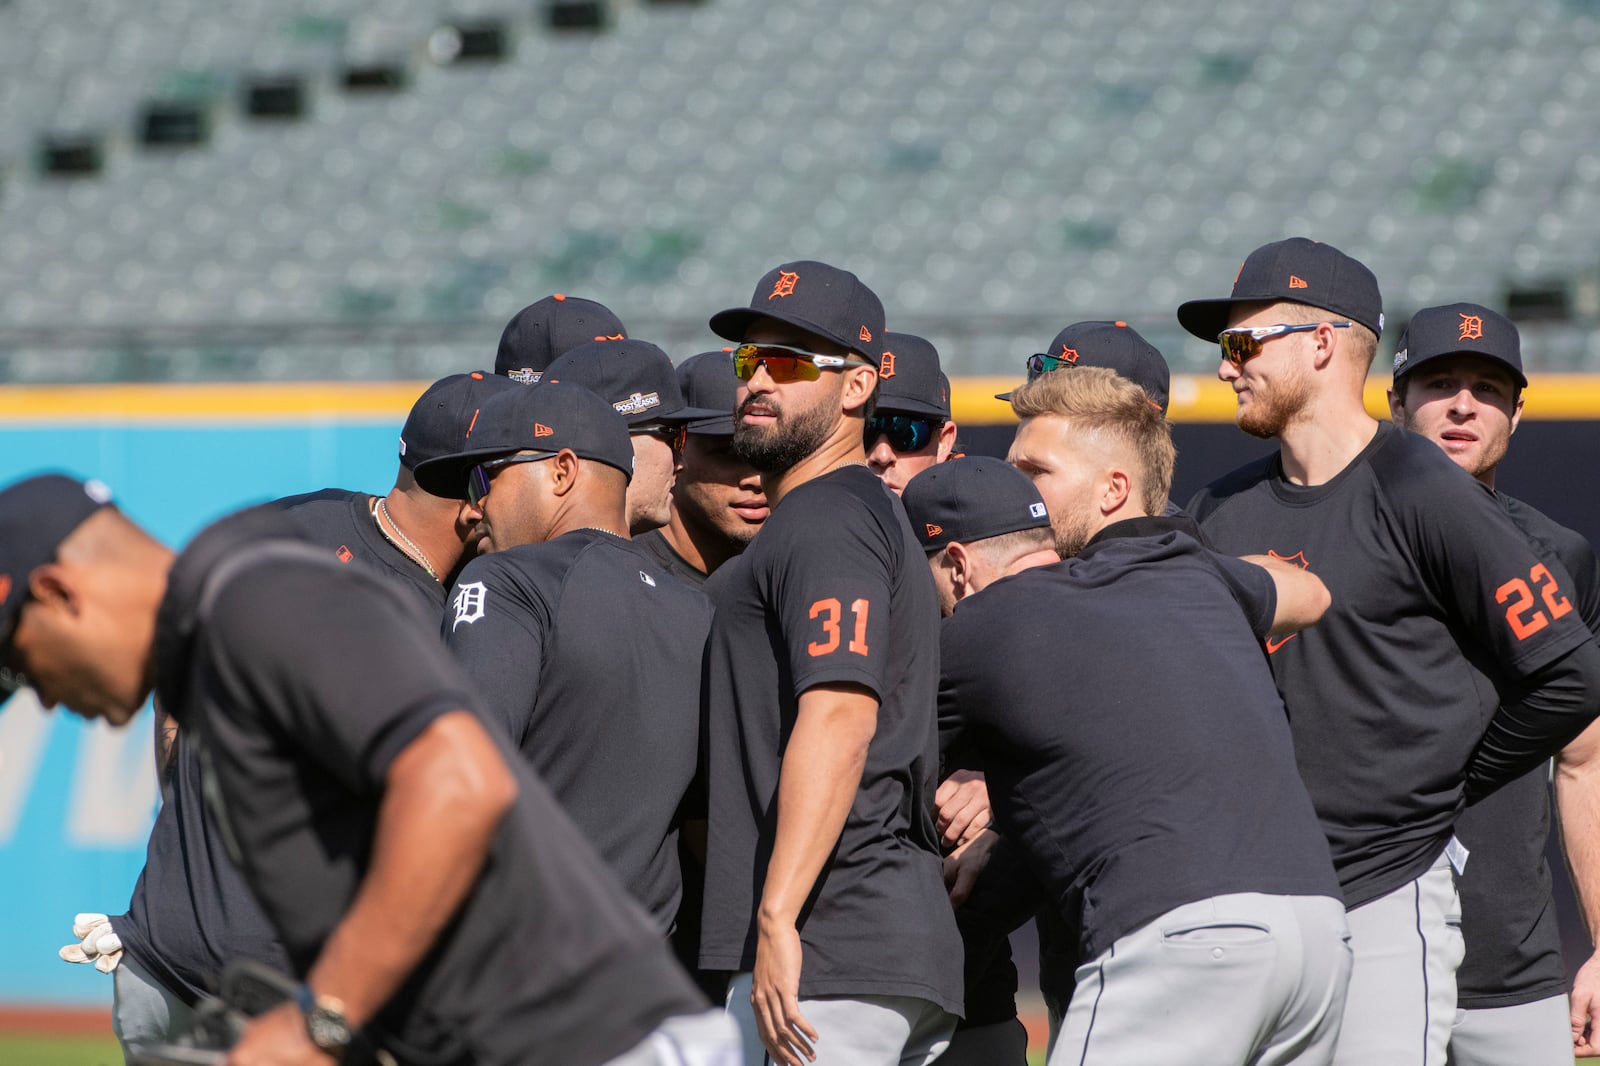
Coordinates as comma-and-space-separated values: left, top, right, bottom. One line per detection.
939, 518, 1341, 960
277, 489, 446, 616
157, 510, 704, 1066
633, 528, 708, 588
443, 530, 712, 931
113, 732, 290, 1005
700, 465, 963, 1013
1189, 423, 1595, 907
1455, 492, 1600, 1007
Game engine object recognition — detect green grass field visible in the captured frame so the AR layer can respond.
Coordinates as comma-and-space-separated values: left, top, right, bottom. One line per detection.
0, 1035, 123, 1065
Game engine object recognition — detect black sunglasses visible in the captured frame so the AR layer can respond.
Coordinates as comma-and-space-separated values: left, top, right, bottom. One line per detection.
865, 414, 942, 453
467, 452, 558, 506
632, 423, 688, 453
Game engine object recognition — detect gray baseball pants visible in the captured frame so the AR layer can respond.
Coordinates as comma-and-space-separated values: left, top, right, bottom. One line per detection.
113, 952, 195, 1055
601, 1008, 744, 1066
725, 972, 955, 1066
1333, 851, 1464, 1066
1447, 994, 1572, 1066
1049, 892, 1352, 1066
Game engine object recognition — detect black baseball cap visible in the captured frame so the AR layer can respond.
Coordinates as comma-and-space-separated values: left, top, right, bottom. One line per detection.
709, 260, 887, 364
399, 371, 519, 471
676, 350, 740, 436
494, 294, 627, 383
900, 457, 1051, 553
1, 474, 114, 695
413, 381, 635, 498
1177, 237, 1384, 341
1393, 302, 1527, 389
997, 320, 1171, 414
878, 332, 951, 419
543, 339, 723, 427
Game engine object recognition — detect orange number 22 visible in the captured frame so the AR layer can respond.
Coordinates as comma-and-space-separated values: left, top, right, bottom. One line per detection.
1496, 563, 1573, 641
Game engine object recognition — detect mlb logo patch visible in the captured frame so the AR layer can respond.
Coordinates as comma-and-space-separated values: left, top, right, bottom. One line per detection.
1029, 502, 1047, 518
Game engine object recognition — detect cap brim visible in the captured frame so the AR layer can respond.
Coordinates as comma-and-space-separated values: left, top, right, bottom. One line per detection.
657, 404, 728, 425
1394, 349, 1528, 389
1176, 298, 1243, 342
876, 397, 950, 419
709, 307, 879, 362
993, 390, 1014, 402
686, 415, 736, 436
413, 446, 519, 498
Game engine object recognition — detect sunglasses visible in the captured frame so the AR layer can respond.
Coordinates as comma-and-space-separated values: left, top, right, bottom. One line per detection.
1025, 351, 1082, 380
633, 422, 687, 453
1217, 321, 1352, 367
865, 414, 942, 453
467, 451, 557, 506
732, 342, 872, 383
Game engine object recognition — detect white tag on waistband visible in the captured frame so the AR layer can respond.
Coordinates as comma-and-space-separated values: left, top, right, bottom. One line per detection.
1445, 835, 1470, 876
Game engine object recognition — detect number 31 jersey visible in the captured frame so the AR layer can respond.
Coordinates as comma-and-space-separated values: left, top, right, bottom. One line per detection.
1189, 422, 1593, 909
699, 465, 963, 1015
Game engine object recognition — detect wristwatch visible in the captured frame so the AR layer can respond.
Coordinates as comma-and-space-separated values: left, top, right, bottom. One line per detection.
294, 983, 352, 1054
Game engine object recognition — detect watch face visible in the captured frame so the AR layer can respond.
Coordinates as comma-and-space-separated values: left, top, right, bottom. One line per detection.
308, 1003, 352, 1050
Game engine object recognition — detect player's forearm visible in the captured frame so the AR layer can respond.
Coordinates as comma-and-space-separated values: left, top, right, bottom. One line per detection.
1241, 555, 1331, 636
307, 711, 517, 1028
1558, 718, 1600, 941
758, 686, 877, 928
1467, 641, 1600, 804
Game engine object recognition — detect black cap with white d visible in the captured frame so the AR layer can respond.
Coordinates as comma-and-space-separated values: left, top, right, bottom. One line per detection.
900, 457, 1051, 553
1393, 302, 1526, 389
1, 474, 113, 696
1176, 237, 1384, 342
413, 381, 636, 498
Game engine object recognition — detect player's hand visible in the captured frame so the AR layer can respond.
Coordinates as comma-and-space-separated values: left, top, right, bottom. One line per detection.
935, 770, 991, 849
752, 919, 817, 1066
1572, 949, 1600, 1055
943, 828, 999, 907
58, 913, 123, 974
225, 1001, 338, 1066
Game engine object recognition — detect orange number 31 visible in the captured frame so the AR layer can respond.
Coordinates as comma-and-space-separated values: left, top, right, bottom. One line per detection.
807, 597, 871, 656
1496, 563, 1574, 641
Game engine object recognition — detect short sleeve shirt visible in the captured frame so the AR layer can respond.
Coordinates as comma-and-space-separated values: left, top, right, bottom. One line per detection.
939, 519, 1340, 959
1454, 492, 1600, 1007
443, 530, 712, 929
276, 489, 445, 617
1188, 423, 1594, 907
633, 528, 709, 588
168, 528, 703, 1066
700, 466, 963, 1013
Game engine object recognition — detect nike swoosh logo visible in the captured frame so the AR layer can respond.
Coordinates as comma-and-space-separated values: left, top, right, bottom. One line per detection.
1265, 634, 1295, 654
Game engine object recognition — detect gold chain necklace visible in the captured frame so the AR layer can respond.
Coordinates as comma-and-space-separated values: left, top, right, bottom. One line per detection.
371, 497, 438, 579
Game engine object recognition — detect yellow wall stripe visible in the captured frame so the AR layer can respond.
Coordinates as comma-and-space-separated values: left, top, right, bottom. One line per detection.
2, 375, 1599, 425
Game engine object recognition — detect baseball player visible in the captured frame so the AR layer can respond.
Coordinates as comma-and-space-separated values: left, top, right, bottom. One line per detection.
699, 261, 963, 1065
494, 292, 627, 383
900, 456, 1061, 1066
1386, 303, 1600, 1064
542, 338, 721, 535
278, 371, 517, 605
0, 473, 737, 1065
864, 332, 958, 495
415, 382, 712, 936
1181, 237, 1600, 1066
940, 367, 1349, 1066
633, 350, 768, 586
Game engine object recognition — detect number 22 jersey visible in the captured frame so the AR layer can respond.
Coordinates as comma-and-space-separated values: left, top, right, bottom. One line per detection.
1189, 422, 1593, 909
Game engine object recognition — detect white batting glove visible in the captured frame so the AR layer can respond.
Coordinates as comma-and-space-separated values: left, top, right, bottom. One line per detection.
58, 912, 123, 974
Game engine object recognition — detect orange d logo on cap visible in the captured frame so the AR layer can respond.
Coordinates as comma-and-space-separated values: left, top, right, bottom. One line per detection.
770, 271, 799, 299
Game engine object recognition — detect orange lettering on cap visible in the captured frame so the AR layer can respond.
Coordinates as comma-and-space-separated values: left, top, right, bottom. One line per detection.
1061, 345, 1081, 364
926, 523, 944, 538
553, 293, 566, 301
1459, 313, 1484, 341
1288, 275, 1309, 289
879, 351, 897, 378
769, 271, 799, 299
859, 325, 873, 342
534, 423, 555, 438
595, 333, 624, 341
336, 545, 353, 563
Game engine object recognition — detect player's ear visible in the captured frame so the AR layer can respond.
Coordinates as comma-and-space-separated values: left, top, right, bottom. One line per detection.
1100, 467, 1132, 518
549, 450, 581, 496
28, 562, 81, 616
1510, 392, 1525, 435
1386, 386, 1404, 424
840, 365, 878, 415
945, 541, 973, 594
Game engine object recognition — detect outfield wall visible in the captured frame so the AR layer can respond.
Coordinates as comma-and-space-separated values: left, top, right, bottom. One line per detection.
0, 378, 1596, 1007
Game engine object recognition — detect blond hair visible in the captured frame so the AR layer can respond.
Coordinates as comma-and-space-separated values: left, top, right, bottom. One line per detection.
1009, 366, 1175, 514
